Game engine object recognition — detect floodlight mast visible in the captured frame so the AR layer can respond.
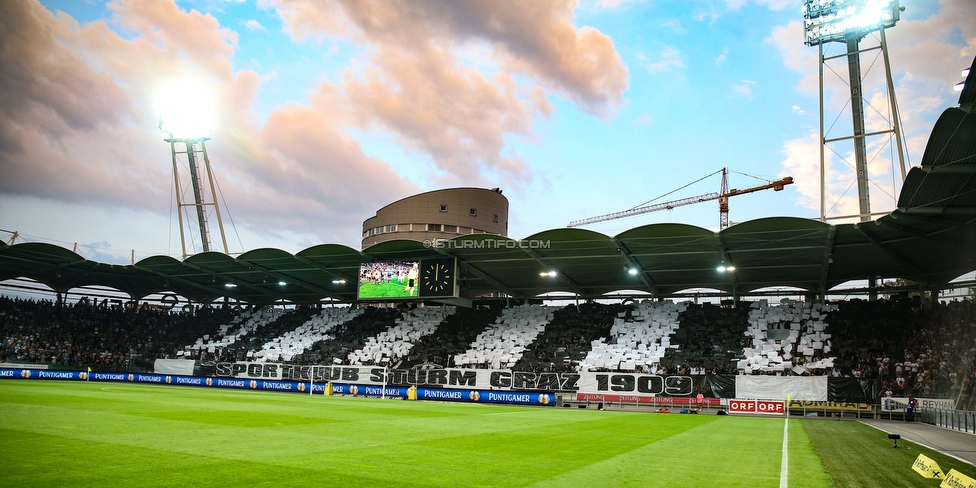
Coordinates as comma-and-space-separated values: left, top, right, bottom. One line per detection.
803, 0, 907, 223
161, 129, 230, 260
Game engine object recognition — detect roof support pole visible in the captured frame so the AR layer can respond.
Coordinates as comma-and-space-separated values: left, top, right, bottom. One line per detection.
819, 226, 837, 303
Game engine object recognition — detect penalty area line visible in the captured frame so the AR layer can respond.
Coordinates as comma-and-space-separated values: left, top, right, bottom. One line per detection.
780, 417, 789, 488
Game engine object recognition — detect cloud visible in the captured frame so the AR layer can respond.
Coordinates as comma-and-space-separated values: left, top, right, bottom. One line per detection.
716, 47, 729, 64
0, 0, 415, 250
342, 43, 538, 186
731, 80, 757, 99
244, 19, 265, 31
592, 0, 645, 10
791, 105, 805, 115
754, 0, 792, 11
780, 132, 857, 218
0, 0, 161, 209
646, 46, 685, 73
660, 19, 687, 35
634, 114, 651, 124
270, 0, 628, 116
692, 6, 721, 23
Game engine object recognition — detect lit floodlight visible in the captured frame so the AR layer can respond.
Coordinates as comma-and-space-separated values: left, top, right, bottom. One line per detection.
803, 0, 901, 46
225, 283, 237, 288
540, 270, 557, 277
956, 82, 966, 92
964, 68, 972, 78
717, 265, 727, 272
156, 80, 216, 139
332, 279, 346, 285
628, 268, 638, 275
278, 281, 287, 286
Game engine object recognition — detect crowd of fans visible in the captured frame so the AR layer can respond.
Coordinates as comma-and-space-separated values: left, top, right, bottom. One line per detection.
0, 296, 234, 369
1, 294, 974, 409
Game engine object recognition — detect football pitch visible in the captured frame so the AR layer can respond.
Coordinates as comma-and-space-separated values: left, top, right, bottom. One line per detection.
0, 380, 969, 487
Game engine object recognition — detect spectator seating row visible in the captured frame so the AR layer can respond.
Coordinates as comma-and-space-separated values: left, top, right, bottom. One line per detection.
251, 307, 364, 362
453, 304, 557, 369
1, 295, 973, 408
738, 300, 837, 374
578, 301, 686, 372
181, 308, 286, 357
347, 306, 454, 365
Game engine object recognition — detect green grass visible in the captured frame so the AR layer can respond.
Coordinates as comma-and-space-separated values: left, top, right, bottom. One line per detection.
800, 418, 971, 487
0, 380, 970, 487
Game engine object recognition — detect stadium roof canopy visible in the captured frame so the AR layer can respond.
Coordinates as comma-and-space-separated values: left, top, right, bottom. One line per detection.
2, 60, 976, 305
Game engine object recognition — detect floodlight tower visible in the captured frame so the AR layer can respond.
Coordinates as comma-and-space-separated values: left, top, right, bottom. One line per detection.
803, 0, 907, 223
157, 83, 229, 259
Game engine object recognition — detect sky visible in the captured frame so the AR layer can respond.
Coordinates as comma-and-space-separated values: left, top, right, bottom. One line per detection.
0, 0, 973, 265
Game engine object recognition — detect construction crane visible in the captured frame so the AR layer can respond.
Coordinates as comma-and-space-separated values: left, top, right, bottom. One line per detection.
567, 168, 794, 229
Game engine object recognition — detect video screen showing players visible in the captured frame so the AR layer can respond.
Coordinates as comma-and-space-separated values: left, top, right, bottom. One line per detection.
357, 261, 420, 299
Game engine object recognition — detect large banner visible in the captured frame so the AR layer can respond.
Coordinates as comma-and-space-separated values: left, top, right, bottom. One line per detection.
153, 359, 194, 375
202, 361, 702, 396
735, 375, 827, 401
576, 372, 695, 396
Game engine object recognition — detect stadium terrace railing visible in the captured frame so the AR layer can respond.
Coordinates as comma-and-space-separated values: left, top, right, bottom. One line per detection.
921, 408, 976, 434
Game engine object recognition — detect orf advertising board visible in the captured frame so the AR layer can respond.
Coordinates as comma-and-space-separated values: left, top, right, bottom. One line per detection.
729, 399, 785, 416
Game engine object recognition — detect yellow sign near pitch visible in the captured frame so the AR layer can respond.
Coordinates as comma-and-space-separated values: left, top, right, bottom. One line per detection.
912, 454, 945, 479
942, 469, 976, 488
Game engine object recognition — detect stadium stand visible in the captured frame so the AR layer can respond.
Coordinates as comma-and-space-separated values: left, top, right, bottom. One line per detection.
347, 305, 454, 366
658, 302, 751, 375
0, 296, 236, 369
402, 305, 501, 368
183, 307, 290, 361
513, 302, 624, 372
1, 295, 974, 408
300, 306, 400, 365
453, 303, 558, 369
252, 307, 364, 362
579, 300, 686, 373
739, 300, 837, 375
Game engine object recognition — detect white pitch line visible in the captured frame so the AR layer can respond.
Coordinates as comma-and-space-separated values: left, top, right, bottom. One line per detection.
780, 417, 789, 488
